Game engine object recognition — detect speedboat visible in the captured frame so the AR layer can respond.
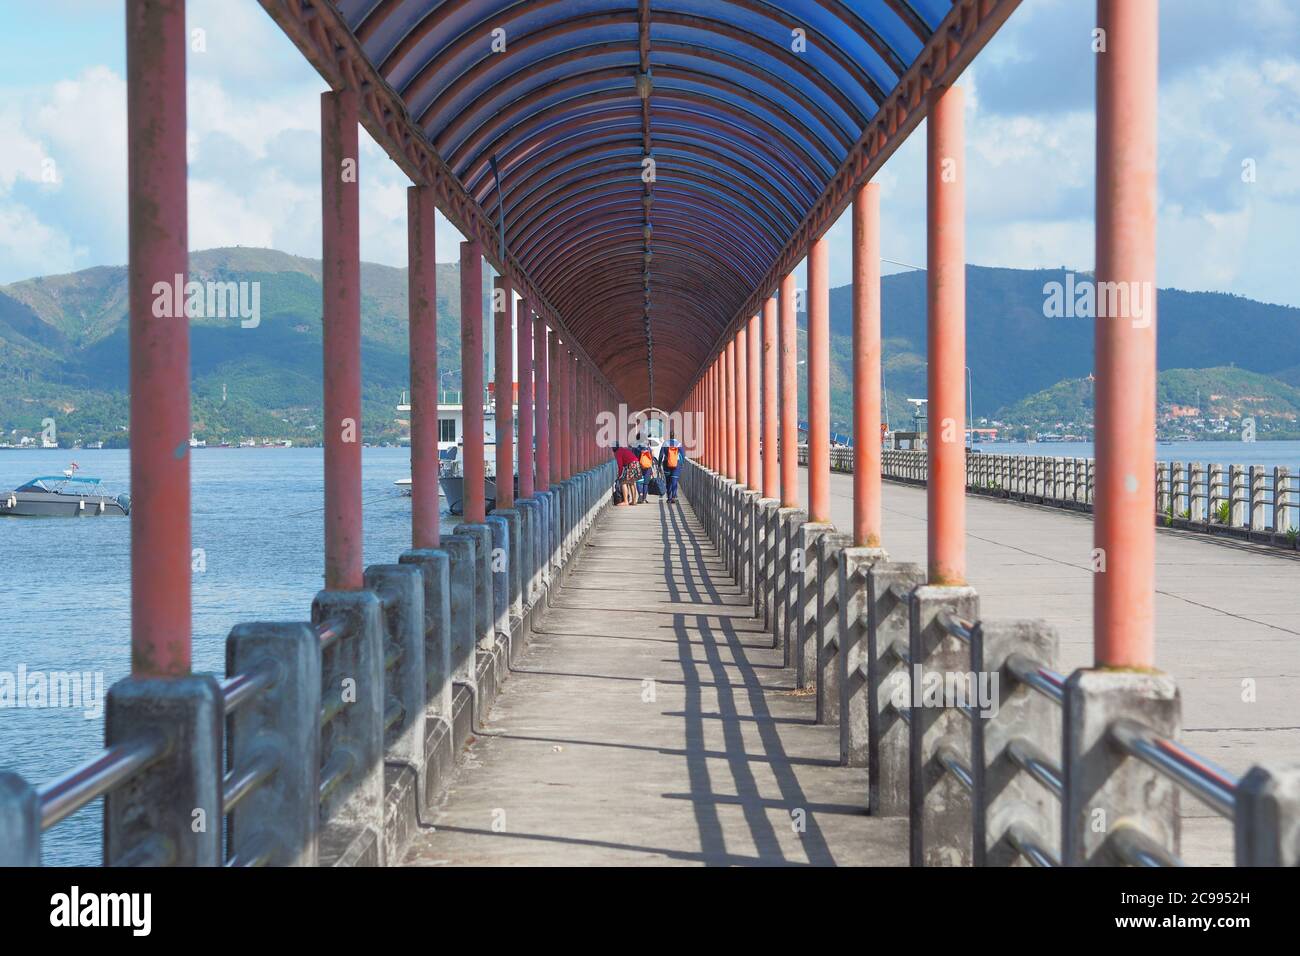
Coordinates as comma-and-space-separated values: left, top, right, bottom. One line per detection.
1, 473, 130, 517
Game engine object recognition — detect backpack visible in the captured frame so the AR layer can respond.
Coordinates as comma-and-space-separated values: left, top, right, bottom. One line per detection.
639, 449, 654, 471
665, 445, 680, 469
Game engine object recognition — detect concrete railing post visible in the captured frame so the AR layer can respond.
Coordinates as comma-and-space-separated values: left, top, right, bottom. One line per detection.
1062, 670, 1180, 866
225, 622, 323, 866
0, 773, 39, 865
1235, 763, 1300, 865
836, 546, 888, 767
1189, 462, 1205, 523
908, 586, 980, 866
454, 523, 494, 659
971, 620, 1060, 867
1249, 465, 1266, 532
363, 563, 427, 848
1230, 464, 1246, 528
104, 675, 223, 866
868, 561, 925, 816
440, 536, 479, 691
755, 499, 780, 623
780, 510, 809, 663
795, 522, 833, 687
1274, 467, 1291, 536
485, 514, 511, 644
398, 547, 454, 803
312, 589, 385, 866
815, 531, 853, 724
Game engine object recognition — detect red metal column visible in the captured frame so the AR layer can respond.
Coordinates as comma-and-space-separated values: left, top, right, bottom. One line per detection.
518, 300, 534, 499
927, 86, 966, 585
736, 323, 749, 488
127, 0, 190, 675
460, 240, 486, 524
408, 185, 439, 550
568, 353, 579, 477
705, 363, 714, 468
726, 337, 738, 479
853, 183, 883, 548
779, 273, 799, 507
747, 311, 761, 490
534, 313, 549, 493
761, 296, 779, 499
494, 275, 514, 509
321, 89, 364, 591
808, 237, 831, 524
1095, 0, 1158, 668
551, 334, 566, 482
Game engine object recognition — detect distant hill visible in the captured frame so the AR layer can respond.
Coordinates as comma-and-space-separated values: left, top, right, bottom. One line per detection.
5, 250, 1300, 445
0, 247, 483, 445
1000, 366, 1300, 440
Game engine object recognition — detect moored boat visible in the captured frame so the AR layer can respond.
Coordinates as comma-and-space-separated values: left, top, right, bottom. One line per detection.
1, 471, 130, 517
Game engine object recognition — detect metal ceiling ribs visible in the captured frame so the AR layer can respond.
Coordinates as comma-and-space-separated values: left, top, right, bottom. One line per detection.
261, 0, 1018, 409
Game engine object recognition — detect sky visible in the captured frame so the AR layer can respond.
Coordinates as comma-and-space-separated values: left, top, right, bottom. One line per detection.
1, 0, 1299, 309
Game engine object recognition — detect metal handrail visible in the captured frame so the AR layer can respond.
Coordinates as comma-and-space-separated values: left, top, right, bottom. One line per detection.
316, 617, 348, 651
1111, 823, 1183, 867
1006, 822, 1059, 867
222, 749, 281, 814
937, 742, 974, 792
936, 609, 974, 644
1109, 717, 1239, 819
221, 658, 278, 715
1005, 653, 1065, 705
36, 733, 168, 831
1005, 736, 1064, 800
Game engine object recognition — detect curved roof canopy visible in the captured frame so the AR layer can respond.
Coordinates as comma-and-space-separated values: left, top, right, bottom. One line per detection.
296, 0, 993, 409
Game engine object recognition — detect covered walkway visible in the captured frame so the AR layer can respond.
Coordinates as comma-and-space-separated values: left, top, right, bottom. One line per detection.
404, 498, 904, 866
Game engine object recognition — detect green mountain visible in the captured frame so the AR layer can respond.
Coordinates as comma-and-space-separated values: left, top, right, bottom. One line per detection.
814, 266, 1300, 430
1000, 366, 1300, 440
0, 247, 484, 446
5, 250, 1300, 446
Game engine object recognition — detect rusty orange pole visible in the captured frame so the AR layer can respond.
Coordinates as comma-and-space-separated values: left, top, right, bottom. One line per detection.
1095, 0, 1158, 668
779, 273, 799, 507
808, 238, 830, 524
550, 334, 565, 482
493, 275, 514, 509
853, 183, 883, 547
725, 337, 738, 479
127, 0, 190, 675
707, 362, 715, 468
534, 315, 549, 493
408, 185, 439, 550
321, 89, 364, 591
926, 86, 966, 585
747, 311, 761, 490
518, 300, 534, 500
736, 323, 749, 487
566, 351, 577, 478
761, 296, 779, 499
460, 240, 486, 524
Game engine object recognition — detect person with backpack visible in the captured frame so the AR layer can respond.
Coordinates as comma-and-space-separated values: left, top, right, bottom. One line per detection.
658, 432, 685, 503
633, 435, 655, 504
613, 442, 639, 506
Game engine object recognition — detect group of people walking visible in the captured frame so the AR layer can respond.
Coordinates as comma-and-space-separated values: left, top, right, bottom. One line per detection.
612, 434, 685, 505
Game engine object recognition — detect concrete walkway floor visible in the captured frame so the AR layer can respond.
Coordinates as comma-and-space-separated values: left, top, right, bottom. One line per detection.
403, 497, 906, 866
